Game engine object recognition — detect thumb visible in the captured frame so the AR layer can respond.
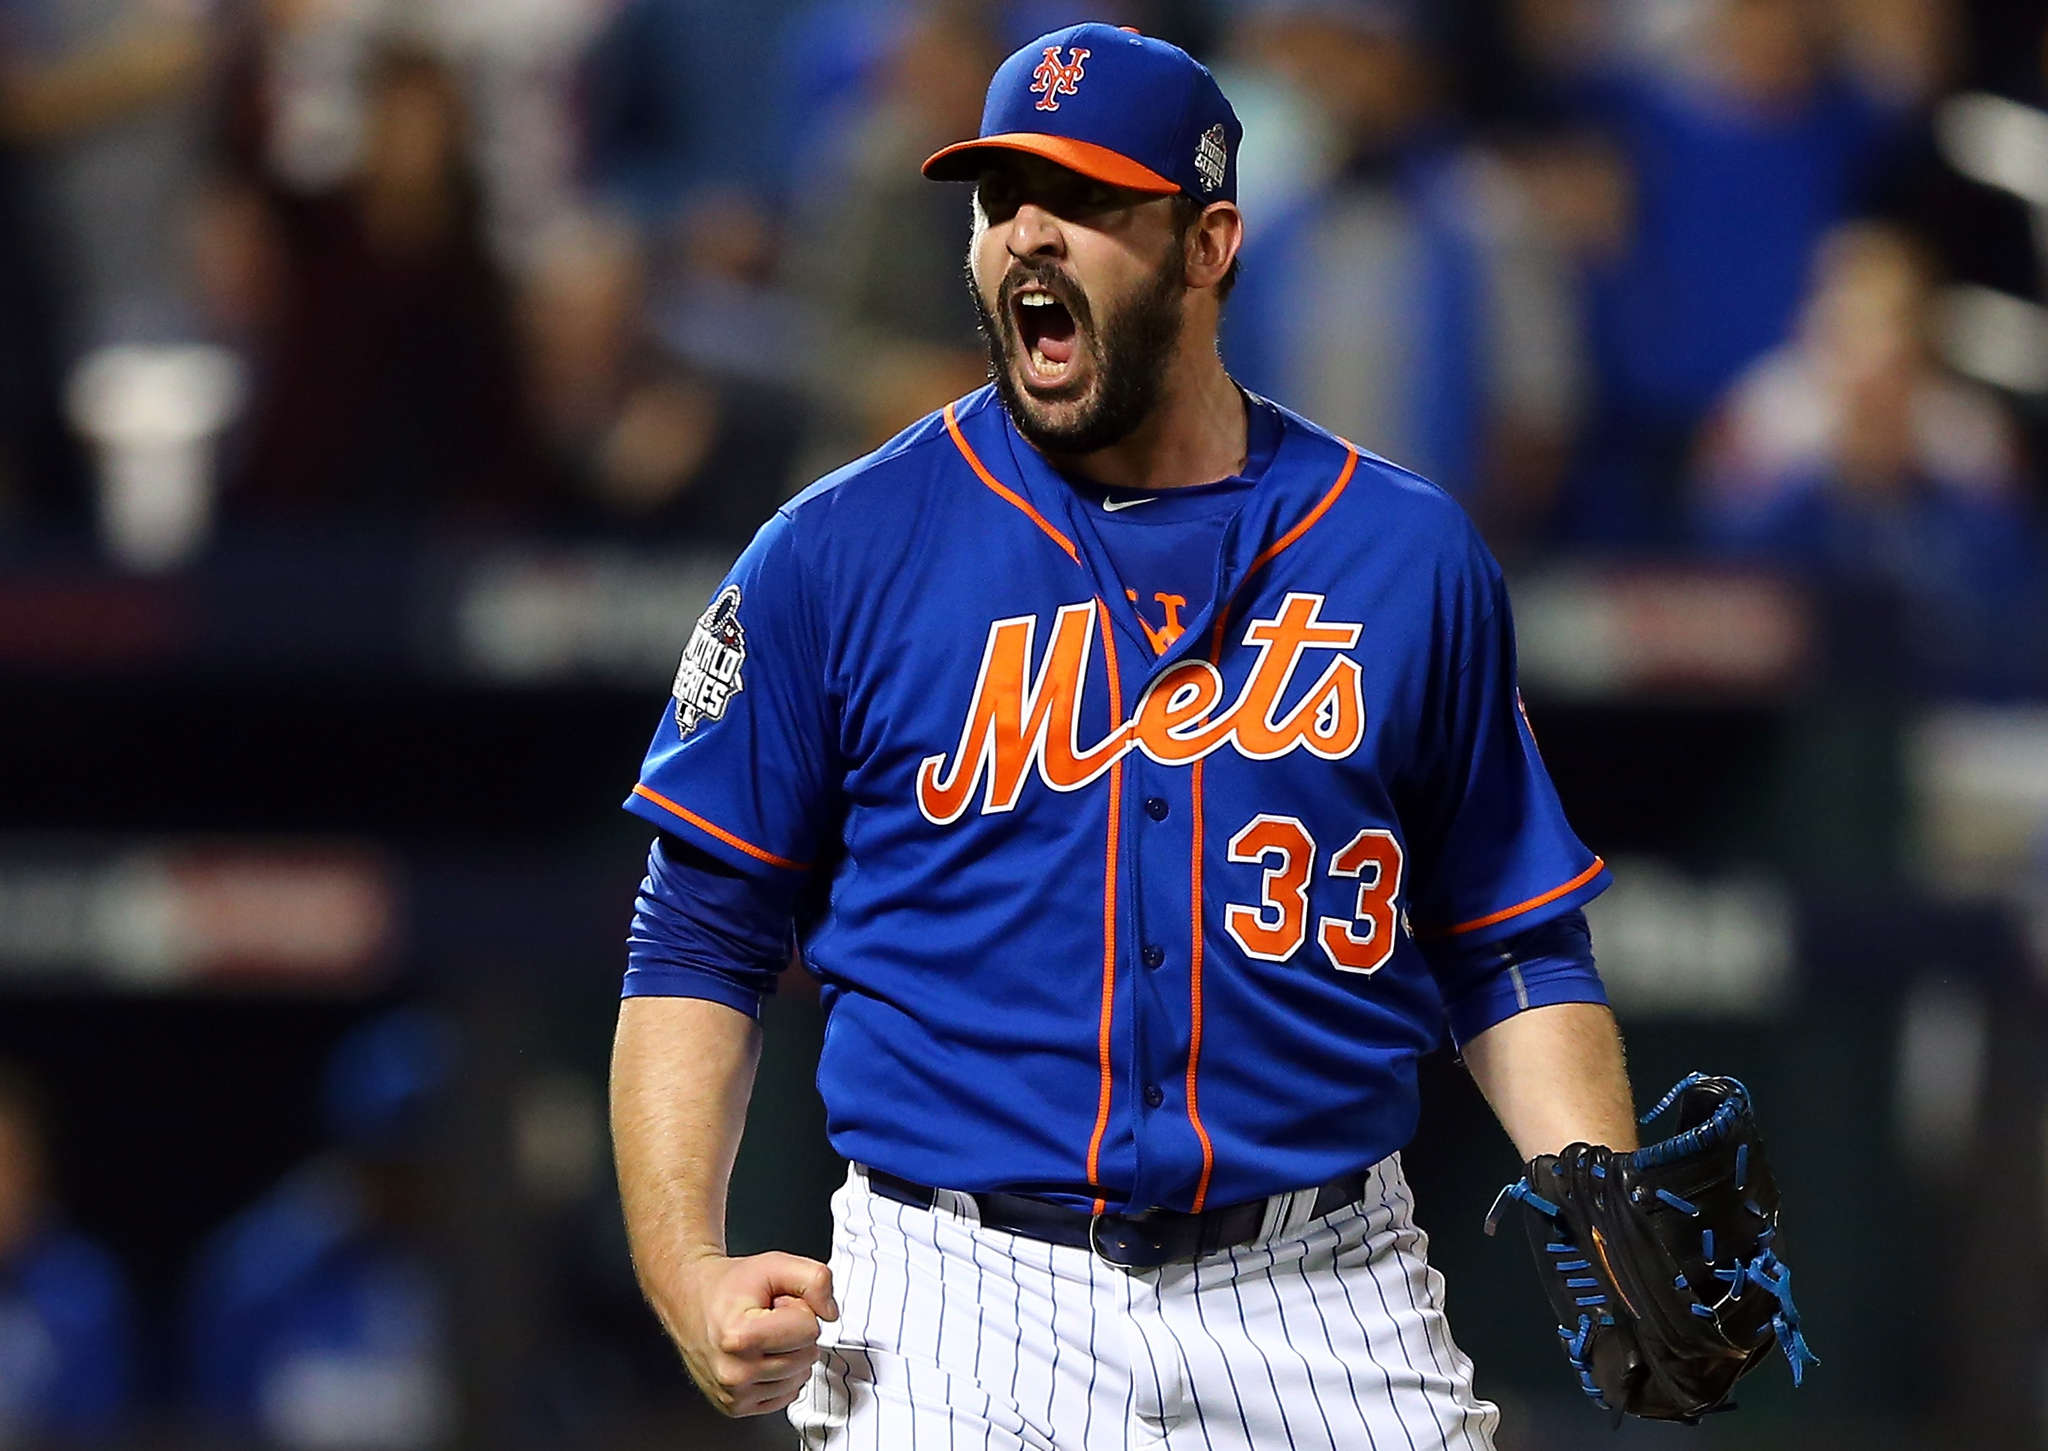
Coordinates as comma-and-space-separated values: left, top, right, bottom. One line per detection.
760, 1253, 838, 1322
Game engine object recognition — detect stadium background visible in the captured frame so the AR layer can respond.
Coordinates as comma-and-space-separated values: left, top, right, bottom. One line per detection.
1, 0, 2045, 1446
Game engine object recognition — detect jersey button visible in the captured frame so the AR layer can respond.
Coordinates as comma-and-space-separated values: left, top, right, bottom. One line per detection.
1142, 945, 1165, 969
1144, 797, 1169, 821
1143, 1084, 1165, 1108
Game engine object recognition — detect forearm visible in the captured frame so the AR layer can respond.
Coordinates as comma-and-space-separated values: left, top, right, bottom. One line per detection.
610, 996, 761, 1312
1460, 1001, 1637, 1160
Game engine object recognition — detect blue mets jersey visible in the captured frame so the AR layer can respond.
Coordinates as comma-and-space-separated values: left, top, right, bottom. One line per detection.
625, 385, 1610, 1213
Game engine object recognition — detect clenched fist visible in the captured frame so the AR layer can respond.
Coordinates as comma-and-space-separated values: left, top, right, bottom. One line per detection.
665, 1251, 839, 1417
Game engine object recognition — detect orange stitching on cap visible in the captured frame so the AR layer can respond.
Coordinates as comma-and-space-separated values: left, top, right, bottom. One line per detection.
1422, 857, 1607, 939
630, 785, 809, 871
945, 402, 1081, 563
1085, 601, 1124, 1212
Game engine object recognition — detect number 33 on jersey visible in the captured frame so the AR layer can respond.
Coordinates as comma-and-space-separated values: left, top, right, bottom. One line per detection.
626, 386, 1610, 1216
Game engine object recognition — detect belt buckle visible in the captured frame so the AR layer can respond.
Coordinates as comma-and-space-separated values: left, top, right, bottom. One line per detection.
1089, 1207, 1173, 1270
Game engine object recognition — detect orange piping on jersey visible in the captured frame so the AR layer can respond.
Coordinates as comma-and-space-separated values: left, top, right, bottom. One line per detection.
945, 401, 1080, 564
1086, 601, 1125, 1215
630, 784, 809, 871
1422, 856, 1607, 939
942, 400, 1125, 1205
1207, 447, 1360, 659
1186, 755, 1217, 1211
1184, 447, 1358, 1212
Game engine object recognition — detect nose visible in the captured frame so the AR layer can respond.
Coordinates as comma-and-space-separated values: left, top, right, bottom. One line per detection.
1005, 202, 1065, 260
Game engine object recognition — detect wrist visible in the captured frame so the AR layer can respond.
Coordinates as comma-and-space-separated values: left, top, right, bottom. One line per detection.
644, 1240, 728, 1320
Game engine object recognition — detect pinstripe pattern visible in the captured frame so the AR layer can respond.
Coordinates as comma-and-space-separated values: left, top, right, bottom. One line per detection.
1219, 1244, 1300, 1448
788, 1161, 1496, 1450
1385, 1175, 1495, 1450
1042, 1239, 1062, 1441
1258, 1240, 1339, 1451
1295, 1217, 1387, 1451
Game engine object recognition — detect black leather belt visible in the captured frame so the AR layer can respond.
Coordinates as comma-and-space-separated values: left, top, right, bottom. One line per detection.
863, 1165, 1372, 1270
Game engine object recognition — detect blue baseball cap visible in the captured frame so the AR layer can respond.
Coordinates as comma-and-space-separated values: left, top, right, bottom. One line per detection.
922, 23, 1242, 204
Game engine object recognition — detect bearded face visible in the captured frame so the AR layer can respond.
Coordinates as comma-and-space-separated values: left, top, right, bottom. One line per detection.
967, 161, 1190, 456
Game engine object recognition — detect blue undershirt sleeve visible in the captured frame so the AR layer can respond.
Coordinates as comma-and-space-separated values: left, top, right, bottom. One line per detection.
1425, 907, 1607, 1049
623, 833, 802, 1018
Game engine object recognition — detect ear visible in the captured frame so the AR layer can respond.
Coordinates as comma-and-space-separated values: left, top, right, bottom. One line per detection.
1185, 201, 1244, 292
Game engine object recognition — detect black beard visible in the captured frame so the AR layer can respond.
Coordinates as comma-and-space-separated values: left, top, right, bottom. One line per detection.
970, 249, 1186, 457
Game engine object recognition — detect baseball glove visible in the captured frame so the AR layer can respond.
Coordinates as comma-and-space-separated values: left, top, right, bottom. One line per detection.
1484, 1073, 1818, 1422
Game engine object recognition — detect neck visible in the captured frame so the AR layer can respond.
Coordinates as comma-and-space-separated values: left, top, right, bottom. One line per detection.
1047, 343, 1248, 491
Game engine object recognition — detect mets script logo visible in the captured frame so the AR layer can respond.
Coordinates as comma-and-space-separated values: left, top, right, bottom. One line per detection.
917, 592, 1364, 826
672, 585, 746, 738
1030, 46, 1090, 111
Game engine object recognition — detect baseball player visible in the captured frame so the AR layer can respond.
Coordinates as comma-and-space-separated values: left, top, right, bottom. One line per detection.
611, 23, 1638, 1450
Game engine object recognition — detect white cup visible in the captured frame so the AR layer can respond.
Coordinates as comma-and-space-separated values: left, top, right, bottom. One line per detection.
67, 344, 246, 572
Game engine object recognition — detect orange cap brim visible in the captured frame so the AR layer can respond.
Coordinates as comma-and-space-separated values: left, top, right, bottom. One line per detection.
921, 133, 1180, 194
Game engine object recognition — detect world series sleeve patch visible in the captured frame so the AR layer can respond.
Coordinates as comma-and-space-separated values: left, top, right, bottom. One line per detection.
673, 585, 747, 739
629, 513, 833, 876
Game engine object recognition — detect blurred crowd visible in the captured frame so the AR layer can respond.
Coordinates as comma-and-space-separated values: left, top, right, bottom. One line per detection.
2, 0, 2047, 688
4, 2, 2048, 1445
0, 1019, 455, 1448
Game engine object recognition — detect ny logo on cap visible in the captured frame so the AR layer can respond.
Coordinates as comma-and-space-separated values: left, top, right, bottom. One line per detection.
1030, 46, 1090, 111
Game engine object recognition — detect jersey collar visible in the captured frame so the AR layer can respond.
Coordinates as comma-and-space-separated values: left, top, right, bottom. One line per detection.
976, 389, 1361, 677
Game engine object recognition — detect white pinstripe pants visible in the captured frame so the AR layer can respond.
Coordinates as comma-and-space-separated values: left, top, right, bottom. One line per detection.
787, 1156, 1499, 1451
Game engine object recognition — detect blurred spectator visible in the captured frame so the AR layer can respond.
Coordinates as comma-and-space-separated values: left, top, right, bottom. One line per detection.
206, 0, 383, 199
1547, 0, 1915, 540
1208, 7, 1346, 224
183, 1010, 455, 1450
1831, 0, 1955, 108
522, 209, 800, 548
1696, 221, 2047, 695
1871, 2, 2048, 470
431, 0, 610, 272
206, 40, 543, 525
0, 0, 209, 356
1222, 0, 1590, 546
766, 0, 908, 202
647, 187, 814, 395
0, 1064, 135, 1444
209, 0, 604, 270
1700, 223, 2021, 498
783, 3, 997, 455
580, 0, 827, 220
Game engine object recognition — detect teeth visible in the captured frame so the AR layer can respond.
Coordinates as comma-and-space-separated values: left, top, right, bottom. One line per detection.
1030, 346, 1069, 377
1019, 293, 1057, 308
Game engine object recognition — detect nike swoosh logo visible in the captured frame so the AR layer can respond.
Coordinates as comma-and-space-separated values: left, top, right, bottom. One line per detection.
1102, 495, 1158, 512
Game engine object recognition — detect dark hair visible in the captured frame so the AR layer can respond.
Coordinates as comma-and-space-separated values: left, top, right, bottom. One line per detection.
1173, 195, 1241, 304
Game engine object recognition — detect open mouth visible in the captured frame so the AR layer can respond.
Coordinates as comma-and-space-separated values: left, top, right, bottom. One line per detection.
1011, 286, 1082, 388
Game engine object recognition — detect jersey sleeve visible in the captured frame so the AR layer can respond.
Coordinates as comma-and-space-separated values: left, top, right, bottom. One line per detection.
624, 510, 836, 876
1407, 561, 1609, 948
